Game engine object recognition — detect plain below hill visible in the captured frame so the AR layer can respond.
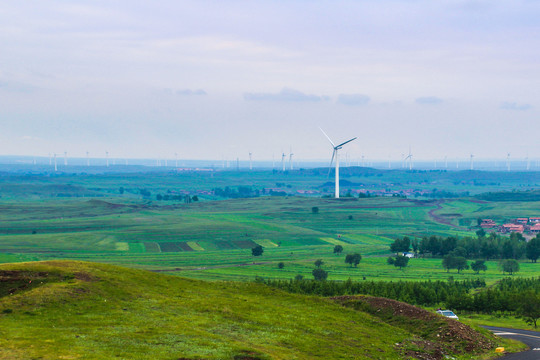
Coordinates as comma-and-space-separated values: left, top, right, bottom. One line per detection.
0, 261, 516, 359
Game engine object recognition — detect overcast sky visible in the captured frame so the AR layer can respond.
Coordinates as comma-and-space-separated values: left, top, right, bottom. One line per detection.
1, 1, 539, 162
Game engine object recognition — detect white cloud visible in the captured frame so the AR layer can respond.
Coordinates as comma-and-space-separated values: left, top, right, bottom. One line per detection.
244, 88, 329, 102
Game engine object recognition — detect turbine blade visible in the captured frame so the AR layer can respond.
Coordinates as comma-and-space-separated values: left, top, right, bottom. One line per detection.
319, 127, 336, 147
328, 150, 336, 177
336, 137, 357, 148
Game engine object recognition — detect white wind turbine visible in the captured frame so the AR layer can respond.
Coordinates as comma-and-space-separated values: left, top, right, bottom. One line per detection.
281, 152, 286, 171
289, 147, 294, 170
249, 152, 253, 170
470, 154, 474, 170
320, 128, 357, 199
404, 147, 413, 170
506, 153, 511, 172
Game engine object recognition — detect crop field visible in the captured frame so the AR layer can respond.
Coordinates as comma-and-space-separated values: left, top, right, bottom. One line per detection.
0, 184, 538, 284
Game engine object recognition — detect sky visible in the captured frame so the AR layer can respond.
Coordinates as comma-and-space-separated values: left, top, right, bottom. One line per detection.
1, 1, 539, 163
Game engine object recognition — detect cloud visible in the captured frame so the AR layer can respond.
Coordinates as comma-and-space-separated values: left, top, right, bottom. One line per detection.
243, 88, 329, 102
500, 102, 532, 111
415, 96, 443, 105
176, 89, 207, 96
336, 94, 370, 106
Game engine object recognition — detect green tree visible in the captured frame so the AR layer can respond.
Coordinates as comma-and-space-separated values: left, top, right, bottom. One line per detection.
314, 259, 324, 268
476, 228, 486, 238
454, 257, 469, 273
393, 255, 409, 270
442, 254, 455, 272
386, 256, 395, 265
333, 245, 343, 255
277, 262, 285, 269
517, 290, 540, 329
311, 206, 319, 214
471, 260, 487, 274
345, 253, 362, 267
526, 237, 540, 263
500, 259, 519, 275
251, 245, 264, 257
390, 237, 411, 253
312, 268, 328, 281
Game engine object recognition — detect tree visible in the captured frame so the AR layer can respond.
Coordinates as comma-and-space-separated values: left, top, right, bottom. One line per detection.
333, 245, 343, 255
390, 237, 411, 253
393, 255, 409, 270
311, 206, 319, 214
312, 268, 328, 281
454, 257, 469, 273
500, 259, 519, 275
192, 195, 199, 202
294, 274, 304, 281
119, 186, 125, 194
387, 256, 395, 265
471, 260, 487, 274
314, 259, 324, 268
277, 262, 285, 269
518, 290, 540, 329
476, 228, 486, 238
345, 253, 362, 267
251, 245, 264, 257
442, 254, 455, 272
526, 237, 540, 263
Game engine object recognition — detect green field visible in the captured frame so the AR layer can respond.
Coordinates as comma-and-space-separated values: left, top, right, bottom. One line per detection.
0, 193, 538, 283
0, 260, 523, 359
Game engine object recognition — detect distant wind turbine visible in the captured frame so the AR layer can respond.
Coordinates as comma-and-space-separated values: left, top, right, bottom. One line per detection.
106, 151, 109, 167
249, 152, 253, 170
54, 153, 57, 172
320, 127, 357, 199
470, 154, 474, 170
64, 151, 68, 166
281, 152, 286, 171
289, 147, 294, 170
506, 153, 511, 172
86, 151, 90, 166
404, 147, 413, 170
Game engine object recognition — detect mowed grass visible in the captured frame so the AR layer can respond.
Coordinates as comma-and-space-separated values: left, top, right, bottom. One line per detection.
0, 260, 415, 359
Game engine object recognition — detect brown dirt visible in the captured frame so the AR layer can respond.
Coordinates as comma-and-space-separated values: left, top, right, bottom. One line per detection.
331, 295, 495, 360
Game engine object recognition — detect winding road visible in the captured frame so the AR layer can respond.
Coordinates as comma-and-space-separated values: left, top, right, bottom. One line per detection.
483, 326, 540, 359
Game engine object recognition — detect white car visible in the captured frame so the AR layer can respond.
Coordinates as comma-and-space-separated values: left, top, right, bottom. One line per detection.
436, 310, 459, 320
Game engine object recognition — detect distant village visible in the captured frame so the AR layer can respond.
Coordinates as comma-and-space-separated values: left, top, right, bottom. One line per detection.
480, 217, 540, 235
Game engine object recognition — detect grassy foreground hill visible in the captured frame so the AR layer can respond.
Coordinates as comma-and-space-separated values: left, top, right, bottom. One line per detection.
0, 261, 515, 359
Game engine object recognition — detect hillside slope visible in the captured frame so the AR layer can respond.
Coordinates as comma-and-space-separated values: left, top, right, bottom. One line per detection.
0, 261, 497, 359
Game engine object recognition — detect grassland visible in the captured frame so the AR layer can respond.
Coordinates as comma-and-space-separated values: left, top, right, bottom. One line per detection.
0, 260, 522, 359
0, 193, 538, 283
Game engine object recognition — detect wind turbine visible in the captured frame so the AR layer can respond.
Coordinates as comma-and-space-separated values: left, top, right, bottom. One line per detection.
106, 151, 109, 167
64, 151, 68, 166
470, 154, 474, 170
281, 152, 286, 171
320, 128, 357, 199
176, 153, 179, 168
526, 152, 530, 171
404, 147, 413, 170
54, 153, 57, 172
506, 153, 511, 172
86, 151, 90, 166
249, 152, 253, 170
289, 147, 294, 170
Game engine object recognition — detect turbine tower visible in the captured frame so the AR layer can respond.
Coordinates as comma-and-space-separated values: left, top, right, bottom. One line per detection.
64, 151, 68, 166
249, 152, 253, 170
176, 153, 179, 168
506, 153, 511, 172
86, 151, 90, 166
320, 128, 357, 199
106, 151, 109, 167
281, 152, 286, 171
54, 153, 57, 172
470, 154, 474, 170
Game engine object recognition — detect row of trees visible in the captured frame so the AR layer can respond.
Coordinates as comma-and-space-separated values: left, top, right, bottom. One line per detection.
259, 276, 540, 327
389, 234, 540, 262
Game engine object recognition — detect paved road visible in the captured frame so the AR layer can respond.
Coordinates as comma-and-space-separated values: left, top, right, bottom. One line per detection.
483, 326, 540, 359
